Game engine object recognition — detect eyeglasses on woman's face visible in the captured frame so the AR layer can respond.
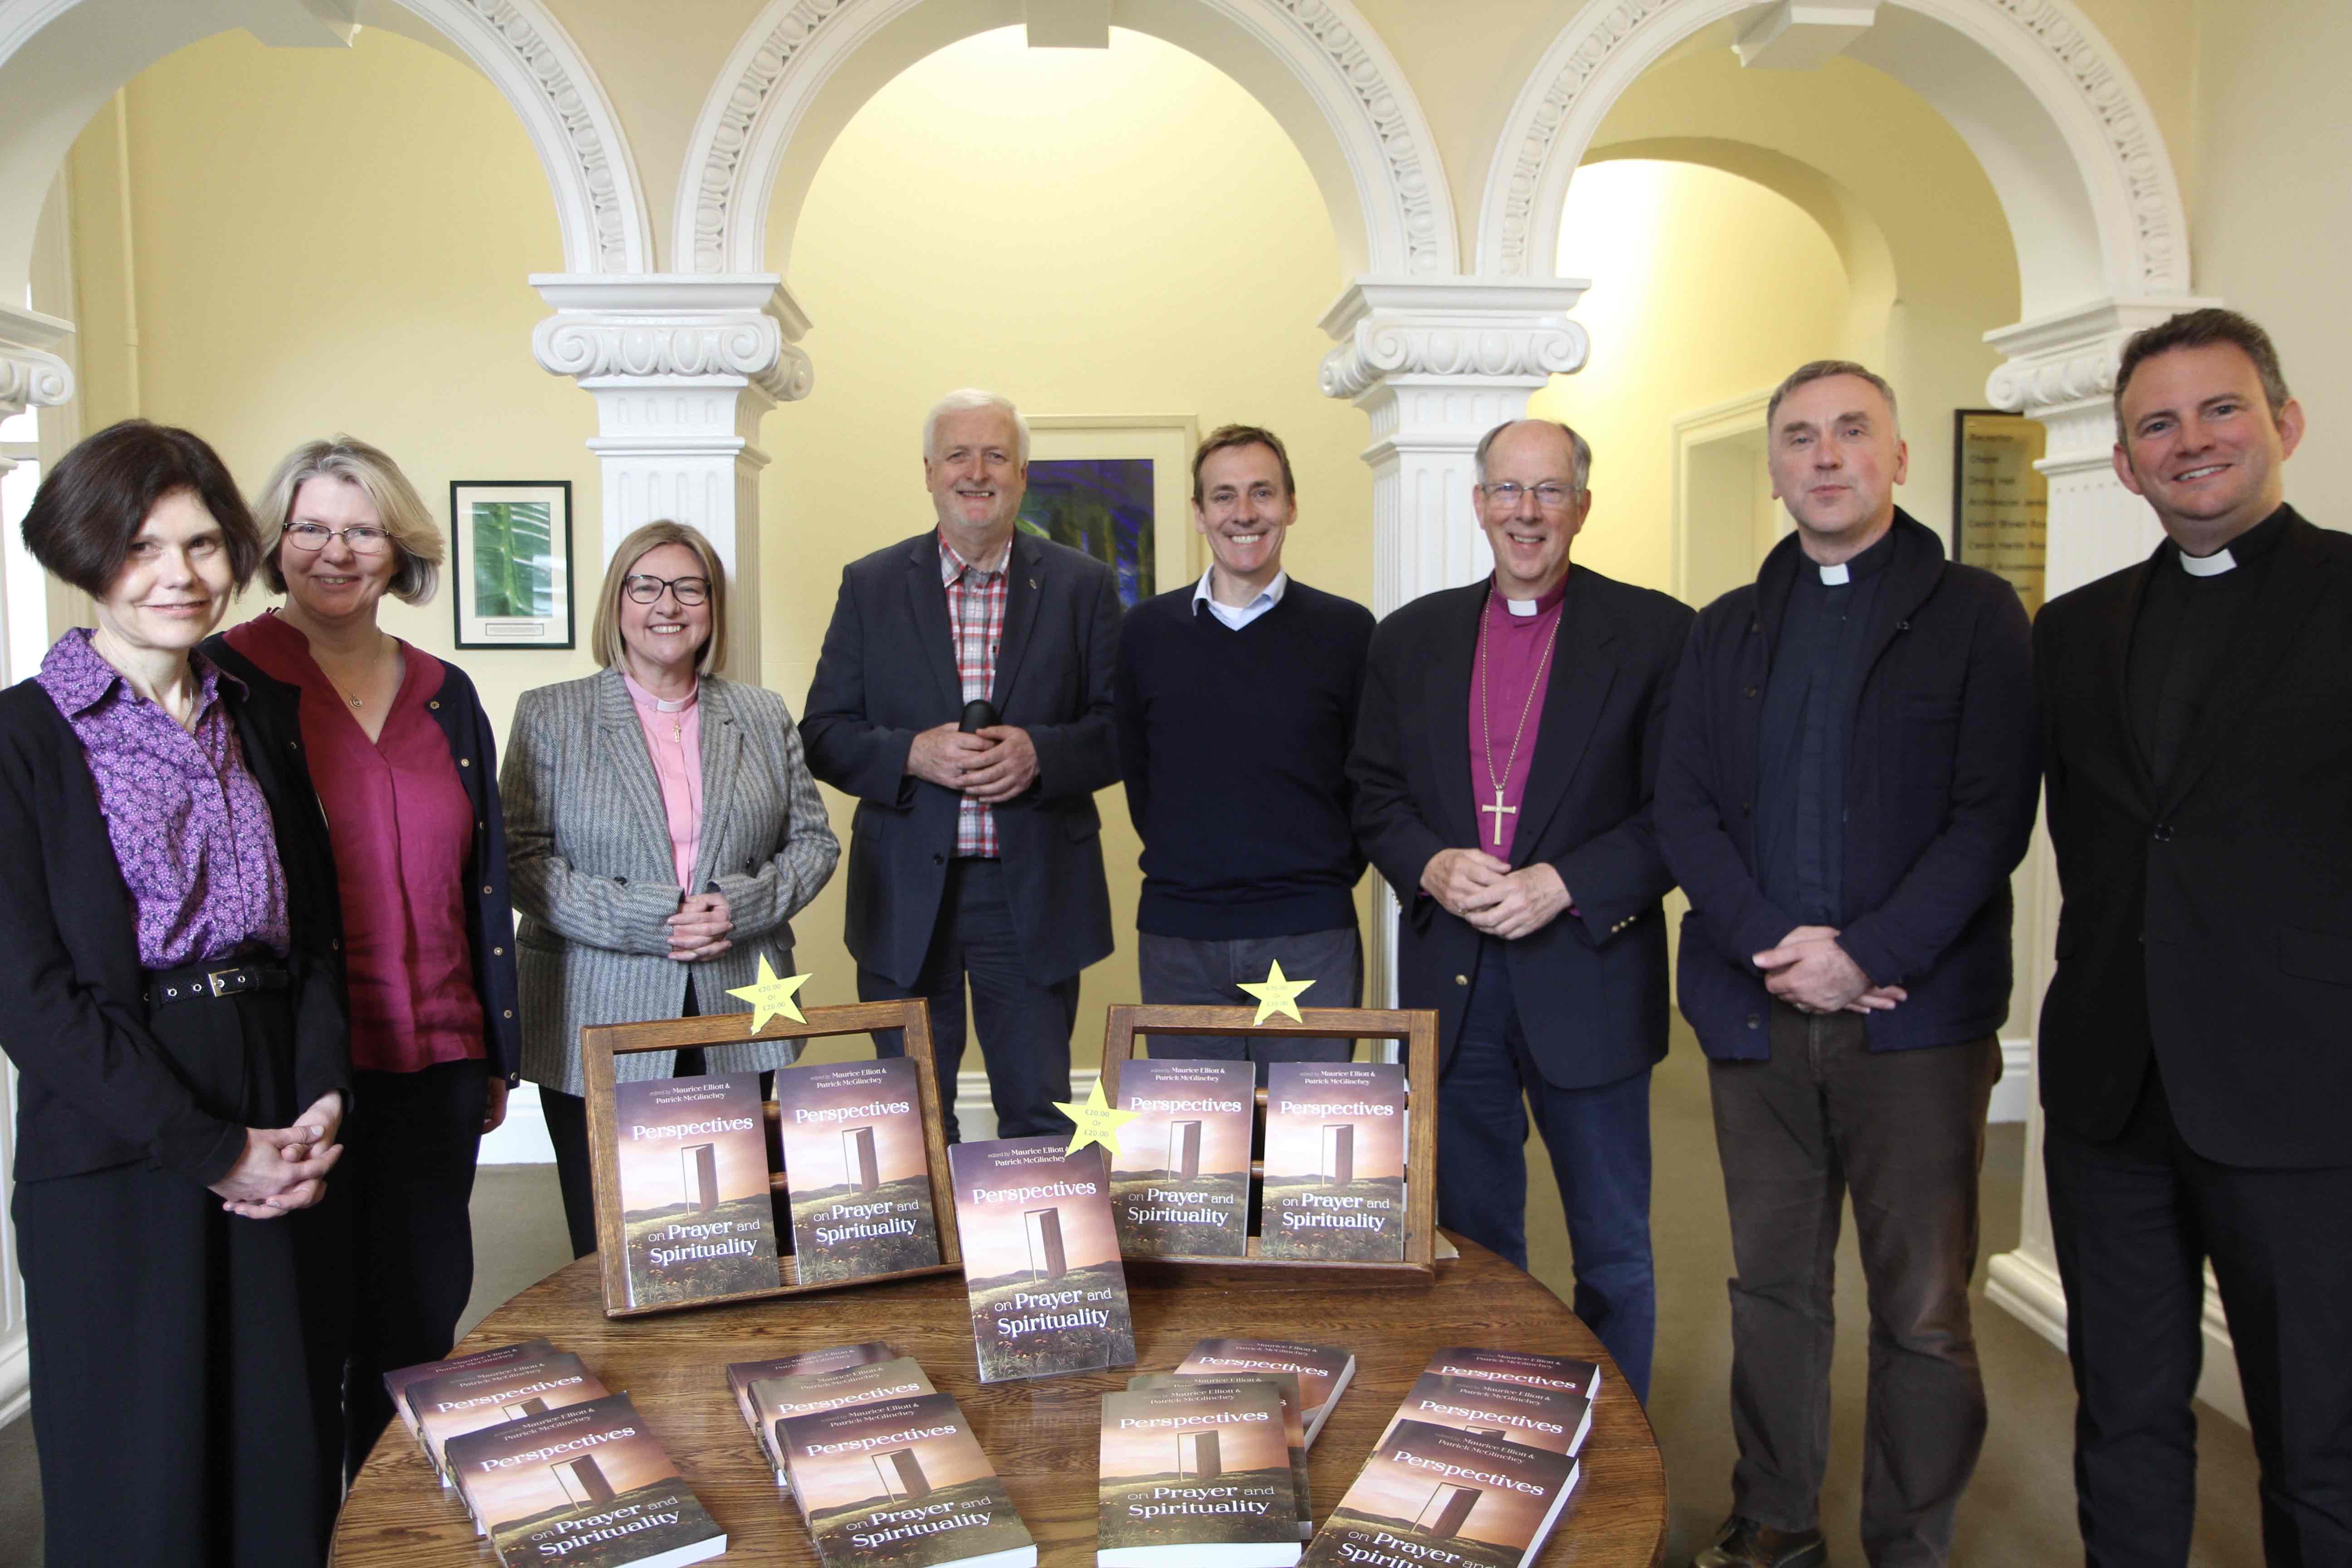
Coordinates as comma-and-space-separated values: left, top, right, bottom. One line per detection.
283, 521, 392, 555
622, 573, 712, 606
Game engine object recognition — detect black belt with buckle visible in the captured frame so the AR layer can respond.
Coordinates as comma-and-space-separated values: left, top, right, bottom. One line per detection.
146, 960, 291, 1007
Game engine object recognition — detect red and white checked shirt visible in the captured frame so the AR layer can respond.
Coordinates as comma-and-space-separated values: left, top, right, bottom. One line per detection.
939, 529, 1010, 857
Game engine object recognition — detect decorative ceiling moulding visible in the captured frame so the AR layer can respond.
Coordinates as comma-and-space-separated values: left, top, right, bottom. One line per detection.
674, 0, 1456, 280
530, 276, 815, 403
1473, 0, 2189, 303
1318, 279, 1591, 400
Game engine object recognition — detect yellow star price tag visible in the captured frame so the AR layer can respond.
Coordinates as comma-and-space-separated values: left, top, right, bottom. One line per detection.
1237, 959, 1315, 1025
1054, 1078, 1141, 1161
725, 954, 811, 1035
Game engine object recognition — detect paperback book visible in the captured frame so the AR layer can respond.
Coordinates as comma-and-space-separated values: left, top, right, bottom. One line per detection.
1176, 1339, 1356, 1449
1128, 1372, 1312, 1539
1257, 1062, 1408, 1262
948, 1137, 1137, 1382
1301, 1419, 1578, 1568
611, 1070, 780, 1308
1097, 1381, 1301, 1566
779, 1390, 1037, 1568
1381, 1371, 1593, 1458
1422, 1347, 1602, 1402
774, 1057, 944, 1284
728, 1340, 898, 1452
384, 1339, 552, 1442
751, 1356, 938, 1493
410, 1349, 610, 1487
446, 1392, 725, 1568
1107, 1059, 1256, 1258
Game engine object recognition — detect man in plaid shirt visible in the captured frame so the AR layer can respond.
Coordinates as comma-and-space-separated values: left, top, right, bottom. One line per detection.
803, 389, 1124, 1141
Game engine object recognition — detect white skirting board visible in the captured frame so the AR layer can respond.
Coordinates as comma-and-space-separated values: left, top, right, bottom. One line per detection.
0, 1328, 28, 1427
1986, 1247, 2246, 1426
1989, 1037, 2032, 1124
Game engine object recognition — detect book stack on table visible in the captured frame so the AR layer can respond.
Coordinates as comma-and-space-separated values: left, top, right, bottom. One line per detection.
386, 1341, 725, 1568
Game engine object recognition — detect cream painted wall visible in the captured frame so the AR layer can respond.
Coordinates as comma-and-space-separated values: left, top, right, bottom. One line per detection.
1527, 158, 1851, 593
2192, 0, 2349, 518
761, 25, 1374, 1052
64, 27, 603, 739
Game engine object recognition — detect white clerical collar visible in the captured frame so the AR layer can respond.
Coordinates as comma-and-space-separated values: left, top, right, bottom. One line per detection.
1819, 562, 1851, 585
622, 671, 697, 713
1504, 595, 1540, 617
2178, 546, 2237, 578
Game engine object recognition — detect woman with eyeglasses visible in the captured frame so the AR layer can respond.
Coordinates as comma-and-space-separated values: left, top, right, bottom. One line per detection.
206, 435, 521, 1480
501, 520, 838, 1257
0, 421, 348, 1563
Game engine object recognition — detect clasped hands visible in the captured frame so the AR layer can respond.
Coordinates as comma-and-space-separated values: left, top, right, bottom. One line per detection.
1753, 924, 1907, 1014
211, 1090, 344, 1220
908, 722, 1039, 805
1421, 848, 1572, 941
667, 889, 732, 964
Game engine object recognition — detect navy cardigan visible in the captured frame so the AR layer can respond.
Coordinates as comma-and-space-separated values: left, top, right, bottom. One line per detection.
1655, 512, 2039, 1059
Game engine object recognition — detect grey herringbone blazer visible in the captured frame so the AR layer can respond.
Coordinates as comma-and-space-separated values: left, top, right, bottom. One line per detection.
502, 668, 839, 1095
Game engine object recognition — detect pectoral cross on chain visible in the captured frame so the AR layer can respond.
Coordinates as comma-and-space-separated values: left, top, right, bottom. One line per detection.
1480, 787, 1516, 847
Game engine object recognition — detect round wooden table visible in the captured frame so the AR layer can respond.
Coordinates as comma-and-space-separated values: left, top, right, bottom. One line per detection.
334, 1237, 1666, 1566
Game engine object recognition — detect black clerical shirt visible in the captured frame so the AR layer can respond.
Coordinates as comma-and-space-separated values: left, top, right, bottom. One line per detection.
2127, 503, 2290, 786
1755, 524, 1897, 928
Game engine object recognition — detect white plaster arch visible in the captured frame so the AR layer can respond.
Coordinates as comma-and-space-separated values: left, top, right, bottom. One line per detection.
1475, 0, 2187, 319
0, 0, 654, 296
674, 0, 1458, 280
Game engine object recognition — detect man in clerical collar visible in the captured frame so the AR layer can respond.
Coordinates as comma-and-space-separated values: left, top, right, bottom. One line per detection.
2035, 308, 2352, 1568
1113, 425, 1375, 1077
1656, 360, 2038, 1568
1349, 418, 1695, 1404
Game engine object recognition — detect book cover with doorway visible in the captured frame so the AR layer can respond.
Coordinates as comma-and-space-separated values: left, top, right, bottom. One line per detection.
1421, 1346, 1602, 1402
751, 1356, 938, 1496
773, 1056, 944, 1284
1380, 1371, 1593, 1458
1176, 1339, 1356, 1449
611, 1071, 780, 1308
1301, 1419, 1577, 1568
948, 1137, 1137, 1382
384, 1339, 552, 1443
1127, 1371, 1312, 1539
447, 1391, 725, 1568
409, 1349, 609, 1489
728, 1341, 901, 1481
1256, 1062, 1407, 1261
1107, 1059, 1255, 1257
779, 1390, 1036, 1568
1097, 1380, 1301, 1565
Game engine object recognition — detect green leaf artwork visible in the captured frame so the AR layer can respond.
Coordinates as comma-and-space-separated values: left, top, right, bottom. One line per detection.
470, 500, 556, 618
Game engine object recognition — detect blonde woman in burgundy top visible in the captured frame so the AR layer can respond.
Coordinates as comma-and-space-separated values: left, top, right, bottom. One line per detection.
205, 435, 521, 1482
502, 520, 838, 1258
0, 421, 349, 1566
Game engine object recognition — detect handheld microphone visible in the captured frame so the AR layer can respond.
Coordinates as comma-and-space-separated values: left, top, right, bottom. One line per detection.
959, 699, 1000, 734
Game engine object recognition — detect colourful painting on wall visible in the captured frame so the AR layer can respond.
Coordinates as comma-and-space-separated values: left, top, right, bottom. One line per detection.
1018, 457, 1156, 608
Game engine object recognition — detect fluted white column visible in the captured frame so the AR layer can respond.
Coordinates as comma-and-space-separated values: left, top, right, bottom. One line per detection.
532, 275, 812, 679
1978, 294, 2247, 1423
1319, 278, 1591, 1005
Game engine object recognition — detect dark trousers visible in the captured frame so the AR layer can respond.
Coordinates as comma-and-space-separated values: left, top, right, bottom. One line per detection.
859, 858, 1079, 1143
1137, 924, 1362, 1083
338, 1058, 488, 1481
542, 984, 706, 1259
2046, 1068, 2352, 1568
14, 987, 340, 1567
1436, 940, 1657, 1403
1709, 1003, 1999, 1566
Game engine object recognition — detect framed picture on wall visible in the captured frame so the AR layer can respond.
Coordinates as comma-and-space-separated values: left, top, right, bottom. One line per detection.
1951, 410, 2048, 617
1018, 415, 1199, 609
450, 480, 575, 649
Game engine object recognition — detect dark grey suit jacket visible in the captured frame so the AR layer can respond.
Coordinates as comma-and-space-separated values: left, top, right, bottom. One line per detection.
801, 529, 1122, 987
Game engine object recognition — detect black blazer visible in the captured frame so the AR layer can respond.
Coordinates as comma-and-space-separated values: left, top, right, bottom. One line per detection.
801, 530, 1123, 988
203, 633, 523, 1084
1348, 566, 1694, 1089
0, 659, 348, 1186
1656, 512, 2038, 1059
2036, 506, 2352, 1168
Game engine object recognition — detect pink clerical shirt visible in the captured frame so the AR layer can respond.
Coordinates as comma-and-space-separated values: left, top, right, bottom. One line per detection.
1465, 573, 1568, 862
225, 612, 482, 1073
623, 671, 703, 889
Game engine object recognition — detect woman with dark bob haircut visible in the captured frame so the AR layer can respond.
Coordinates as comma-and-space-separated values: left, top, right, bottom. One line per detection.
0, 419, 350, 1565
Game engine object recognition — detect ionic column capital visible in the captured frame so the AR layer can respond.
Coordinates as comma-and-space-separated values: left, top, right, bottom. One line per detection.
1318, 276, 1590, 405
530, 274, 813, 405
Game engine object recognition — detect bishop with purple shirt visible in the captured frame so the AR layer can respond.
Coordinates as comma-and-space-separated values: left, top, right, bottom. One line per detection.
1348, 418, 1693, 1402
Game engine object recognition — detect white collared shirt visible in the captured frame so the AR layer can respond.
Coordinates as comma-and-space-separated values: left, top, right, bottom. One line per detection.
1193, 568, 1289, 630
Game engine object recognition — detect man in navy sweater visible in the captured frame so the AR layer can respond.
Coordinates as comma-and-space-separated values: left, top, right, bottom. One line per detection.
1114, 425, 1375, 1071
